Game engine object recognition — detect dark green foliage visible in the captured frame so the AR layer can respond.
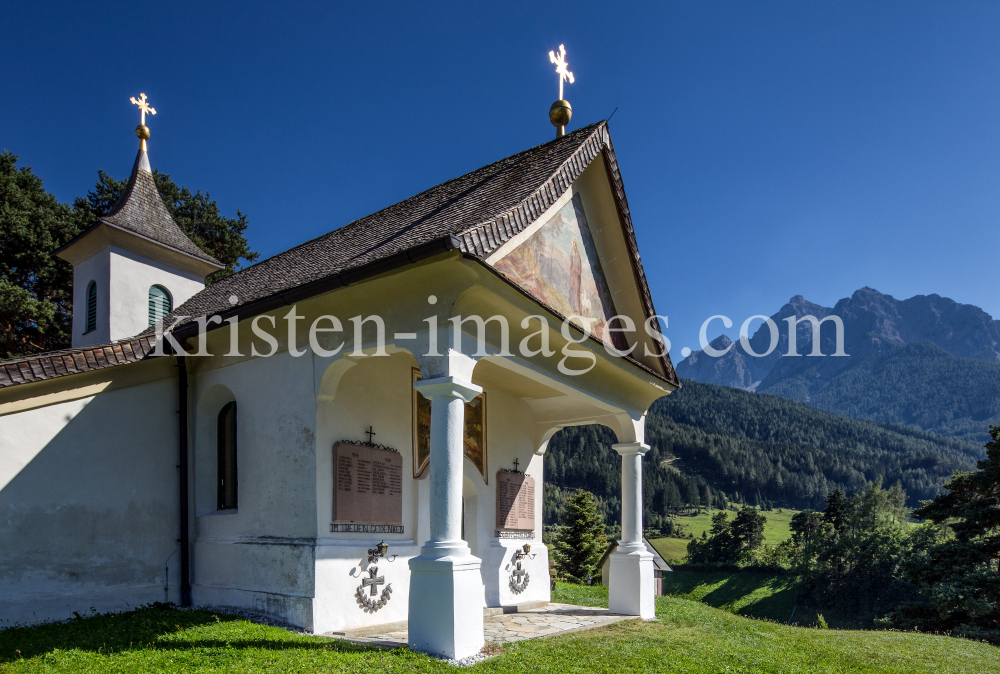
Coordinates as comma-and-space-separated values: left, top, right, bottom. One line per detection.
784, 480, 917, 626
886, 426, 1000, 643
74, 168, 258, 283
732, 506, 767, 558
543, 421, 726, 527
789, 509, 824, 546
0, 151, 83, 358
550, 489, 608, 584
649, 380, 982, 508
545, 380, 980, 520
687, 506, 767, 566
823, 489, 848, 533
543, 483, 619, 533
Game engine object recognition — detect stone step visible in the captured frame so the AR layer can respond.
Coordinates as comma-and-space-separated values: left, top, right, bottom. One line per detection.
483, 600, 549, 616
323, 601, 550, 638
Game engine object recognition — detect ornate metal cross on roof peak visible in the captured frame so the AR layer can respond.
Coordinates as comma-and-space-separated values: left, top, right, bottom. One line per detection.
130, 93, 156, 126
548, 44, 575, 101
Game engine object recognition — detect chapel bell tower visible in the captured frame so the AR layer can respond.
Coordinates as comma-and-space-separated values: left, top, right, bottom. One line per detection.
54, 94, 223, 348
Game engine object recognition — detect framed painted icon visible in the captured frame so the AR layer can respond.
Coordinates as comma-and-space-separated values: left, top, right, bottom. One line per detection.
412, 367, 487, 482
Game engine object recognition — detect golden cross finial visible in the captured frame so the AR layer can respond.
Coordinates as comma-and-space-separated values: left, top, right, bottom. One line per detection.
548, 44, 575, 100
130, 93, 157, 126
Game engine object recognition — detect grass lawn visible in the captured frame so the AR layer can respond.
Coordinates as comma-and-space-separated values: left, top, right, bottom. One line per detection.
650, 508, 798, 563
659, 569, 807, 624
2, 590, 997, 673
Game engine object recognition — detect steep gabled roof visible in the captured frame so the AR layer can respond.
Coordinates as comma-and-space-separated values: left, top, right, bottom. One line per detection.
3, 122, 678, 389
163, 121, 677, 384
164, 123, 612, 322
54, 148, 223, 268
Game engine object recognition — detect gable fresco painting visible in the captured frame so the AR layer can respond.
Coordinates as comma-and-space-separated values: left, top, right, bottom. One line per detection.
494, 193, 619, 343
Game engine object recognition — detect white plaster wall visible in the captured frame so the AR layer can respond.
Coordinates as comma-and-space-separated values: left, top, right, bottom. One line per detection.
309, 351, 550, 632
474, 384, 550, 608
191, 350, 318, 629
72, 250, 112, 347
73, 246, 205, 348
312, 352, 421, 633
0, 379, 181, 625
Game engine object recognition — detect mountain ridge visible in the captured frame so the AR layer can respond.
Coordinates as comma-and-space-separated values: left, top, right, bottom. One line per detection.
676, 287, 1000, 443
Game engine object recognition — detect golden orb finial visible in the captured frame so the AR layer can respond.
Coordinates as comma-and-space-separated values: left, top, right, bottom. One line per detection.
130, 93, 156, 150
549, 100, 572, 137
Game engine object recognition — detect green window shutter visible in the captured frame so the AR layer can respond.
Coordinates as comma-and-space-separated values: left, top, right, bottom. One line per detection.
85, 281, 97, 334
148, 285, 172, 327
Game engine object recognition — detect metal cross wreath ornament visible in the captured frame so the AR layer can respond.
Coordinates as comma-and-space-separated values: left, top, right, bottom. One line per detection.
355, 566, 393, 613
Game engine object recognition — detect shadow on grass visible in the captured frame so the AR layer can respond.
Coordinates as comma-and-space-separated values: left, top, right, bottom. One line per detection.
0, 603, 377, 663
664, 570, 802, 623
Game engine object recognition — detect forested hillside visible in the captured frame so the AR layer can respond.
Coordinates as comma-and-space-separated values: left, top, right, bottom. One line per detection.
780, 341, 1000, 444
544, 380, 984, 523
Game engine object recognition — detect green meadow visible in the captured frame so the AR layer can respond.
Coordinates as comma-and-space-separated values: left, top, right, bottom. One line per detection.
650, 507, 798, 562
2, 586, 997, 673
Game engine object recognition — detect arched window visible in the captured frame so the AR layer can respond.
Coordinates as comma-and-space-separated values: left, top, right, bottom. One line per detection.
85, 281, 97, 334
217, 401, 238, 510
148, 285, 172, 327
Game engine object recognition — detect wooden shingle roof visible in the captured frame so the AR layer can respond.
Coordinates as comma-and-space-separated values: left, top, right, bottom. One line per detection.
1, 122, 677, 389
0, 336, 158, 389
55, 148, 223, 268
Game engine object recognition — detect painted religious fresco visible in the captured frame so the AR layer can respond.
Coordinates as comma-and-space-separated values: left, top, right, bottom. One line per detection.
493, 193, 619, 344
411, 368, 487, 481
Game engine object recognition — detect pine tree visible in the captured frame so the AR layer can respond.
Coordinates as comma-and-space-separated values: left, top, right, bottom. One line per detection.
823, 488, 848, 533
731, 505, 767, 562
890, 426, 1000, 643
790, 509, 824, 546
551, 489, 608, 584
0, 151, 83, 357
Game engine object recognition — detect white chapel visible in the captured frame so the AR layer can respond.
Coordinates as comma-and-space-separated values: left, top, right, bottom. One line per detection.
0, 95, 679, 659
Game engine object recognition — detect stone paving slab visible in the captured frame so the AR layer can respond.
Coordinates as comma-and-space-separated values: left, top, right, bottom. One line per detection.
326, 603, 637, 648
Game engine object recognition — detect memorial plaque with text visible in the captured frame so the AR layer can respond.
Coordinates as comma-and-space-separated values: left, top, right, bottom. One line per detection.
495, 471, 535, 531
333, 442, 403, 525
369, 446, 403, 524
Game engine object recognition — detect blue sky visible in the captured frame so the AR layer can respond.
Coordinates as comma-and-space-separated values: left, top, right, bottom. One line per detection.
4, 1, 999, 356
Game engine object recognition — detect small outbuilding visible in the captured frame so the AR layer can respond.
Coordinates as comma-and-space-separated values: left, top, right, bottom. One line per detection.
600, 538, 671, 595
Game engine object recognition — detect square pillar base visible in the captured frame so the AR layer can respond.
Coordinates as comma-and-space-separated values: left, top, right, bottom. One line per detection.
608, 548, 655, 619
407, 555, 485, 659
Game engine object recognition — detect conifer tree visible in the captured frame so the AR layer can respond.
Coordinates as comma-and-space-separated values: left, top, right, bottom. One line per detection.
0, 151, 83, 357
823, 488, 848, 533
889, 426, 1000, 643
551, 489, 608, 584
731, 505, 767, 561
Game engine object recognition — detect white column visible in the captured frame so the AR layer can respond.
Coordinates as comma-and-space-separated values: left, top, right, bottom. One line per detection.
608, 442, 655, 618
408, 375, 485, 660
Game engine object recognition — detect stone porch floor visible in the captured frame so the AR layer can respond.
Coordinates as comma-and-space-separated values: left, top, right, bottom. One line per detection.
323, 602, 637, 648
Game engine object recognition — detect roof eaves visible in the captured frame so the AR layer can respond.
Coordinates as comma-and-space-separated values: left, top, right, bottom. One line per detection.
53, 219, 223, 269
0, 336, 158, 390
